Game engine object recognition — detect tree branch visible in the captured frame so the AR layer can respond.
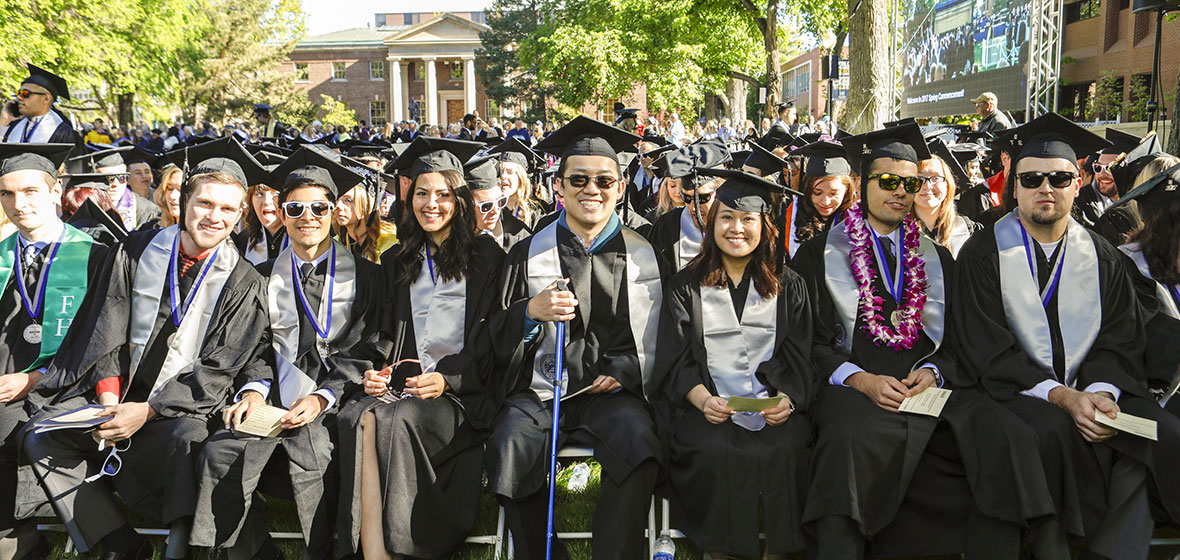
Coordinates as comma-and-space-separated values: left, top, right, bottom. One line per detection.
728, 71, 763, 87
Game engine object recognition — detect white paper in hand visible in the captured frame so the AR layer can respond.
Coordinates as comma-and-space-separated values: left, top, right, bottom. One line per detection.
233, 404, 287, 438
34, 405, 112, 433
1094, 410, 1158, 441
898, 387, 952, 417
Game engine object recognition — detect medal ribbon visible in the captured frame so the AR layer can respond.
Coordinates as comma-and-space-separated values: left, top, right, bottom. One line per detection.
21, 117, 43, 143
291, 243, 334, 339
167, 235, 220, 327
14, 228, 66, 320
1019, 223, 1066, 308
425, 243, 438, 285
869, 228, 905, 302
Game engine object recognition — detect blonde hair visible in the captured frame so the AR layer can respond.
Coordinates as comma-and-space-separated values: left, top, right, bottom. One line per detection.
916, 157, 960, 247
334, 185, 397, 263
1134, 154, 1180, 189
502, 162, 537, 225
154, 165, 184, 227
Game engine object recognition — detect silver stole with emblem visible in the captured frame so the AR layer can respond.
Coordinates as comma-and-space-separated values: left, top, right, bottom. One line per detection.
407, 247, 467, 373
127, 226, 239, 399
267, 241, 356, 407
701, 283, 777, 431
823, 224, 946, 363
525, 220, 662, 400
994, 211, 1100, 385
674, 208, 704, 270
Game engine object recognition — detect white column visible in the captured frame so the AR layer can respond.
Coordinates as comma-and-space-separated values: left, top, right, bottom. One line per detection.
424, 57, 438, 126
388, 55, 403, 122
400, 61, 411, 121
463, 56, 476, 115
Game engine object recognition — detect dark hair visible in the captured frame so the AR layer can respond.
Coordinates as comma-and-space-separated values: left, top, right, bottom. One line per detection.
686, 203, 781, 299
61, 187, 113, 218
392, 170, 478, 285
796, 173, 855, 243
277, 180, 334, 205
178, 172, 246, 231
1129, 195, 1180, 285
242, 184, 278, 245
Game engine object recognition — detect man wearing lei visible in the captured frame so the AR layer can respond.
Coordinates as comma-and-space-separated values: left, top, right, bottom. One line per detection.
792, 123, 1055, 560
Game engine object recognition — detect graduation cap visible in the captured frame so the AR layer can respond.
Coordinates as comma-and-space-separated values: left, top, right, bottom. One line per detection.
759, 127, 795, 150
991, 112, 1110, 165
340, 140, 387, 160
253, 103, 273, 113
163, 136, 269, 187
884, 117, 917, 128
615, 108, 639, 126
662, 139, 731, 181
22, 64, 70, 101
957, 130, 993, 144
184, 135, 217, 147
612, 102, 626, 114
487, 137, 545, 173
269, 147, 364, 200
69, 146, 133, 172
1109, 162, 1180, 214
775, 101, 795, 111
727, 150, 750, 170
0, 143, 74, 178
66, 198, 127, 242
842, 122, 932, 176
123, 146, 161, 168
463, 155, 500, 191
380, 143, 410, 161
533, 116, 641, 159
925, 138, 973, 189
743, 141, 789, 177
696, 168, 802, 214
795, 140, 852, 177
63, 173, 113, 192
923, 127, 958, 146
1103, 128, 1141, 155
641, 130, 670, 147
246, 143, 293, 158
386, 136, 484, 180
949, 142, 989, 171
1110, 132, 1165, 197
251, 149, 288, 170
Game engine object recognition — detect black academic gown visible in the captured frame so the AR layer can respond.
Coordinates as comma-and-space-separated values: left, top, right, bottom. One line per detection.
1090, 202, 1142, 248
66, 199, 127, 246
653, 268, 814, 556
646, 207, 701, 274
1, 109, 80, 147
1072, 182, 1107, 228
499, 212, 532, 251
625, 166, 658, 217
0, 237, 108, 536
954, 181, 995, 222
23, 230, 272, 549
953, 226, 1180, 536
233, 227, 288, 265
794, 229, 1055, 555
128, 193, 161, 231
191, 255, 381, 558
334, 237, 505, 559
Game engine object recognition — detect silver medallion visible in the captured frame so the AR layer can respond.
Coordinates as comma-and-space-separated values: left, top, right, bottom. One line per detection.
540, 353, 557, 380
890, 310, 905, 327
22, 324, 41, 345
833, 322, 846, 346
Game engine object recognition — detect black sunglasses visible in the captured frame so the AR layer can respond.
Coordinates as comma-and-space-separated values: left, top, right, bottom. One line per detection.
15, 89, 47, 99
682, 191, 715, 205
564, 174, 619, 189
282, 201, 335, 219
1017, 171, 1077, 190
867, 173, 922, 194
476, 196, 509, 213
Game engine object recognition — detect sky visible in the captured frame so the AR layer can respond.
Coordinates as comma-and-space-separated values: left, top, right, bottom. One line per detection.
301, 0, 495, 35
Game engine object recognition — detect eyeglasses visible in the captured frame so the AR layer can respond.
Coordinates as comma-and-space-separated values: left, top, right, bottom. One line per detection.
563, 174, 619, 189
15, 89, 47, 99
918, 175, 947, 187
106, 174, 129, 185
867, 173, 922, 194
682, 191, 715, 205
1092, 162, 1110, 174
1017, 171, 1078, 189
475, 196, 508, 213
282, 201, 335, 219
83, 439, 131, 483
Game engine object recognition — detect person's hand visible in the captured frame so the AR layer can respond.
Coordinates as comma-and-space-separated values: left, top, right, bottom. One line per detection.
526, 278, 577, 323
280, 394, 327, 429
0, 101, 16, 128
762, 395, 795, 426
902, 368, 938, 396
94, 402, 155, 442
0, 372, 40, 403
588, 375, 620, 394
405, 371, 448, 400
846, 372, 909, 412
223, 390, 265, 429
700, 396, 734, 424
363, 366, 393, 397
1049, 387, 1119, 443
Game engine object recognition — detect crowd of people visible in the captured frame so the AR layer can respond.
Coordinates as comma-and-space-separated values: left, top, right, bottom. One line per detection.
0, 62, 1176, 560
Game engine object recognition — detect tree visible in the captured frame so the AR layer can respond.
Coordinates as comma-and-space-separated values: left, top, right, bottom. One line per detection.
844, 0, 894, 132
1087, 71, 1123, 121
318, 94, 357, 128
476, 0, 557, 122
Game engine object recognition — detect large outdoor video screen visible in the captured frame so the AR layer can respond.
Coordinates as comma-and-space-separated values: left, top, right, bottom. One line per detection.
900, 0, 1031, 118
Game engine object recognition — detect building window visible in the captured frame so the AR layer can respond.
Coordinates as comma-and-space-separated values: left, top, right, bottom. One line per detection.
783, 69, 797, 99
797, 70, 811, 94
370, 61, 385, 80
294, 63, 309, 83
471, 12, 486, 24
370, 101, 388, 126
375, 14, 386, 27
451, 62, 463, 81
332, 62, 347, 81
1065, 0, 1101, 23
415, 63, 425, 81
404, 13, 414, 25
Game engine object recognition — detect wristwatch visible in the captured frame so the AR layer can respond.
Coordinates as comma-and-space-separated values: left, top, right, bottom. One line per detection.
928, 368, 943, 388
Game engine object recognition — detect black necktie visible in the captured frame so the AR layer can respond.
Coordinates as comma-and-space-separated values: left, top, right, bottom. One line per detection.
879, 236, 898, 272
300, 262, 315, 284
22, 245, 44, 294
1035, 245, 1052, 290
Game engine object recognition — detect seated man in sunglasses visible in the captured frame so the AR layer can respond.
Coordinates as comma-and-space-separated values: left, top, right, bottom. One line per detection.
23, 137, 274, 560
793, 123, 1055, 560
466, 156, 532, 251
66, 147, 161, 234
954, 113, 1180, 560
191, 147, 382, 560
1072, 129, 1139, 229
646, 140, 730, 272
0, 64, 80, 146
486, 117, 664, 560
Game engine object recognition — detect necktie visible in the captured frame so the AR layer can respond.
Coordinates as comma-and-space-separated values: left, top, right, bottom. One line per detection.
879, 236, 898, 272
300, 262, 315, 284
22, 245, 43, 293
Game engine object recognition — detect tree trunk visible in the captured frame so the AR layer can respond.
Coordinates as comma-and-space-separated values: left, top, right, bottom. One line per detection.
762, 0, 781, 119
704, 91, 722, 121
845, 0, 892, 133
1169, 69, 1179, 156
117, 93, 135, 130
727, 77, 748, 126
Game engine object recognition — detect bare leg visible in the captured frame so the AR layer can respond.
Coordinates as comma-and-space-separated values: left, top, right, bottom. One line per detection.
359, 411, 393, 560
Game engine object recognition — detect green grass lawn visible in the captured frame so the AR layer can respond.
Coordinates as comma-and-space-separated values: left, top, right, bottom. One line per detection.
35, 460, 1180, 559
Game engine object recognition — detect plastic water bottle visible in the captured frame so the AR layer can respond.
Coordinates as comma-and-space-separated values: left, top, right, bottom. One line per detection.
567, 463, 590, 492
653, 532, 675, 559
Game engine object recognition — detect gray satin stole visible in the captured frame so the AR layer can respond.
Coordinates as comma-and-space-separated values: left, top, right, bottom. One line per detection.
701, 283, 777, 431
408, 246, 467, 373
674, 208, 704, 270
994, 211, 1100, 386
267, 241, 357, 407
1120, 242, 1180, 405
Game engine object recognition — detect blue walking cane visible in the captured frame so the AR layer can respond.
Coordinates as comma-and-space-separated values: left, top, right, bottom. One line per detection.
546, 278, 569, 560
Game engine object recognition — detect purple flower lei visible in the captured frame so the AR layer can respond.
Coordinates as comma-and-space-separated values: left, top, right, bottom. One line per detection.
844, 204, 928, 350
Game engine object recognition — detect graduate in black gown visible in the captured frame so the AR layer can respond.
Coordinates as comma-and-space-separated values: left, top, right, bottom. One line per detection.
0, 65, 80, 147
466, 155, 532, 250
953, 113, 1180, 560
0, 144, 107, 560
62, 174, 130, 246
66, 147, 161, 233
486, 117, 663, 560
487, 137, 547, 231
22, 137, 274, 560
190, 148, 377, 560
780, 140, 855, 262
653, 169, 814, 558
1089, 133, 1168, 247
793, 123, 1054, 560
646, 140, 731, 272
337, 136, 505, 559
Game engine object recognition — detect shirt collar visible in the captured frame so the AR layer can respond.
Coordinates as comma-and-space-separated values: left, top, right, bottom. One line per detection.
17, 218, 65, 252
293, 244, 332, 269
557, 210, 621, 254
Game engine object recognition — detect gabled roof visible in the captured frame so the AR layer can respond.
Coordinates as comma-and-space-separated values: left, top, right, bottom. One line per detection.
384, 13, 490, 45
296, 27, 394, 49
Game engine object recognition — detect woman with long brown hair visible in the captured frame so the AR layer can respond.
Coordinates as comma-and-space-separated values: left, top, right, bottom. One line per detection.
333, 184, 397, 263
783, 141, 856, 260
654, 168, 814, 560
150, 164, 183, 228
915, 144, 980, 257
232, 183, 287, 265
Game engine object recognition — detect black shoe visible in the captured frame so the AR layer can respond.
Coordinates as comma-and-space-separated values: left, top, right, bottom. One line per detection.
99, 539, 153, 560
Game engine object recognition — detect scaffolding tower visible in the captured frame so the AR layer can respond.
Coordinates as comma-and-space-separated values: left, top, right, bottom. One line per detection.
1025, 0, 1065, 118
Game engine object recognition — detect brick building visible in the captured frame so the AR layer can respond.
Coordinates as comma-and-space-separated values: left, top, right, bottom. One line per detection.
780, 47, 850, 124
279, 12, 492, 128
